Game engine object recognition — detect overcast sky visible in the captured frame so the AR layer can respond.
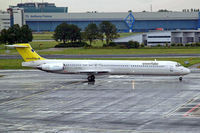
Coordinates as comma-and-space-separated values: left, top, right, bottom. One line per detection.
0, 0, 200, 12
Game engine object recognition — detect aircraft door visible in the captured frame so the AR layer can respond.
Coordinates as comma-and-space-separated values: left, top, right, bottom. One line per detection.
170, 66, 173, 72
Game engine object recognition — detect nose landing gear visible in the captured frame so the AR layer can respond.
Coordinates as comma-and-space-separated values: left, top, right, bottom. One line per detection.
87, 75, 95, 82
179, 77, 183, 82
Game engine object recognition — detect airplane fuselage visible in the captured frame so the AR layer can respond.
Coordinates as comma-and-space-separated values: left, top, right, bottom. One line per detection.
22, 59, 190, 76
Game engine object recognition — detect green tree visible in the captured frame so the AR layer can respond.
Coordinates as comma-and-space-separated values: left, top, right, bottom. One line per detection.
84, 23, 99, 45
53, 23, 81, 44
21, 25, 33, 43
69, 24, 81, 43
7, 24, 22, 44
0, 24, 32, 44
127, 41, 140, 49
0, 29, 8, 44
99, 21, 119, 45
54, 23, 69, 44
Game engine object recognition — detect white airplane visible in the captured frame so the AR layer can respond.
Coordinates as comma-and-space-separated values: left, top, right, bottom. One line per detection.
7, 44, 190, 82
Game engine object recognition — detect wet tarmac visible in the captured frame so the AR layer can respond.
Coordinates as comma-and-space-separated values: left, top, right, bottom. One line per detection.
0, 70, 200, 133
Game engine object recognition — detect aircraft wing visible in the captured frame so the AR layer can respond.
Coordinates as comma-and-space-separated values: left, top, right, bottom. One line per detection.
77, 70, 110, 75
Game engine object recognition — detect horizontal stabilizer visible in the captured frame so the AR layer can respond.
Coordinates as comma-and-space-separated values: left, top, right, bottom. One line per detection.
6, 45, 28, 48
6, 44, 45, 62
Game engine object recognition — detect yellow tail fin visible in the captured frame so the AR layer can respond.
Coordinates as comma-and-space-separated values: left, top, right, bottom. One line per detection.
7, 44, 45, 62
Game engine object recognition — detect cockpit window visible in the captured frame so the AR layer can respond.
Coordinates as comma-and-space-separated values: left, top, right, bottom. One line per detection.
176, 63, 181, 67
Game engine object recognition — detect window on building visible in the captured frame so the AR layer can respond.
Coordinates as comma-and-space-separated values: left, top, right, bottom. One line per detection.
148, 36, 171, 38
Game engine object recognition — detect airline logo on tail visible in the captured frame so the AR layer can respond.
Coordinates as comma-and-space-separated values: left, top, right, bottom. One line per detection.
6, 44, 46, 62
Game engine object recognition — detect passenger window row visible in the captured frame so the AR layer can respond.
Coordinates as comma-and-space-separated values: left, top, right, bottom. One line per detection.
63, 64, 164, 68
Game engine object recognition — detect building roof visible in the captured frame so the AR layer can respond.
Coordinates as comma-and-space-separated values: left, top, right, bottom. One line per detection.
25, 12, 129, 21
133, 12, 198, 20
66, 12, 129, 20
24, 12, 199, 21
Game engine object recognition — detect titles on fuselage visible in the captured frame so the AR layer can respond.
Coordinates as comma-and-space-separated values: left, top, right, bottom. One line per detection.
142, 62, 159, 66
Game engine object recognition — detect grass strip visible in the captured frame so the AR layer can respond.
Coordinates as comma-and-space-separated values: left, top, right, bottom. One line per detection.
37, 48, 200, 55
32, 32, 138, 40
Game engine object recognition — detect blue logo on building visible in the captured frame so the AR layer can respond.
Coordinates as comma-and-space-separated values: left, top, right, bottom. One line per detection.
125, 12, 135, 32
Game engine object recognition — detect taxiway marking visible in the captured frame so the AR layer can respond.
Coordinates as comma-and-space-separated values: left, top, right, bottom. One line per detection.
132, 80, 135, 90
184, 103, 200, 117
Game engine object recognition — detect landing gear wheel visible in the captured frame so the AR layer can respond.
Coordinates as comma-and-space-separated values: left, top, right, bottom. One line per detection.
179, 77, 183, 82
87, 75, 95, 82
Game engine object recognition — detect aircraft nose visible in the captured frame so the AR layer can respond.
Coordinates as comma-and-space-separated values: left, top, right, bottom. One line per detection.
184, 68, 191, 75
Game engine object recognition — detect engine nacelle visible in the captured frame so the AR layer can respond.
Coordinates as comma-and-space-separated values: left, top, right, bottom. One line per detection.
39, 63, 64, 71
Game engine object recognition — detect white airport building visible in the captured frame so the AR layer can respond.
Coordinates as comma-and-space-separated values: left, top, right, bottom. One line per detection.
114, 30, 200, 46
8, 2, 200, 32
11, 8, 26, 27
0, 8, 25, 31
0, 11, 10, 31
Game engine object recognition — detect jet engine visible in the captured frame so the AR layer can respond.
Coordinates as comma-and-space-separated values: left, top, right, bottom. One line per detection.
38, 63, 64, 71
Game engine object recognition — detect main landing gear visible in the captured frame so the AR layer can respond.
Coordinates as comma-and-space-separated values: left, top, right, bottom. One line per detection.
179, 77, 183, 82
87, 75, 95, 82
